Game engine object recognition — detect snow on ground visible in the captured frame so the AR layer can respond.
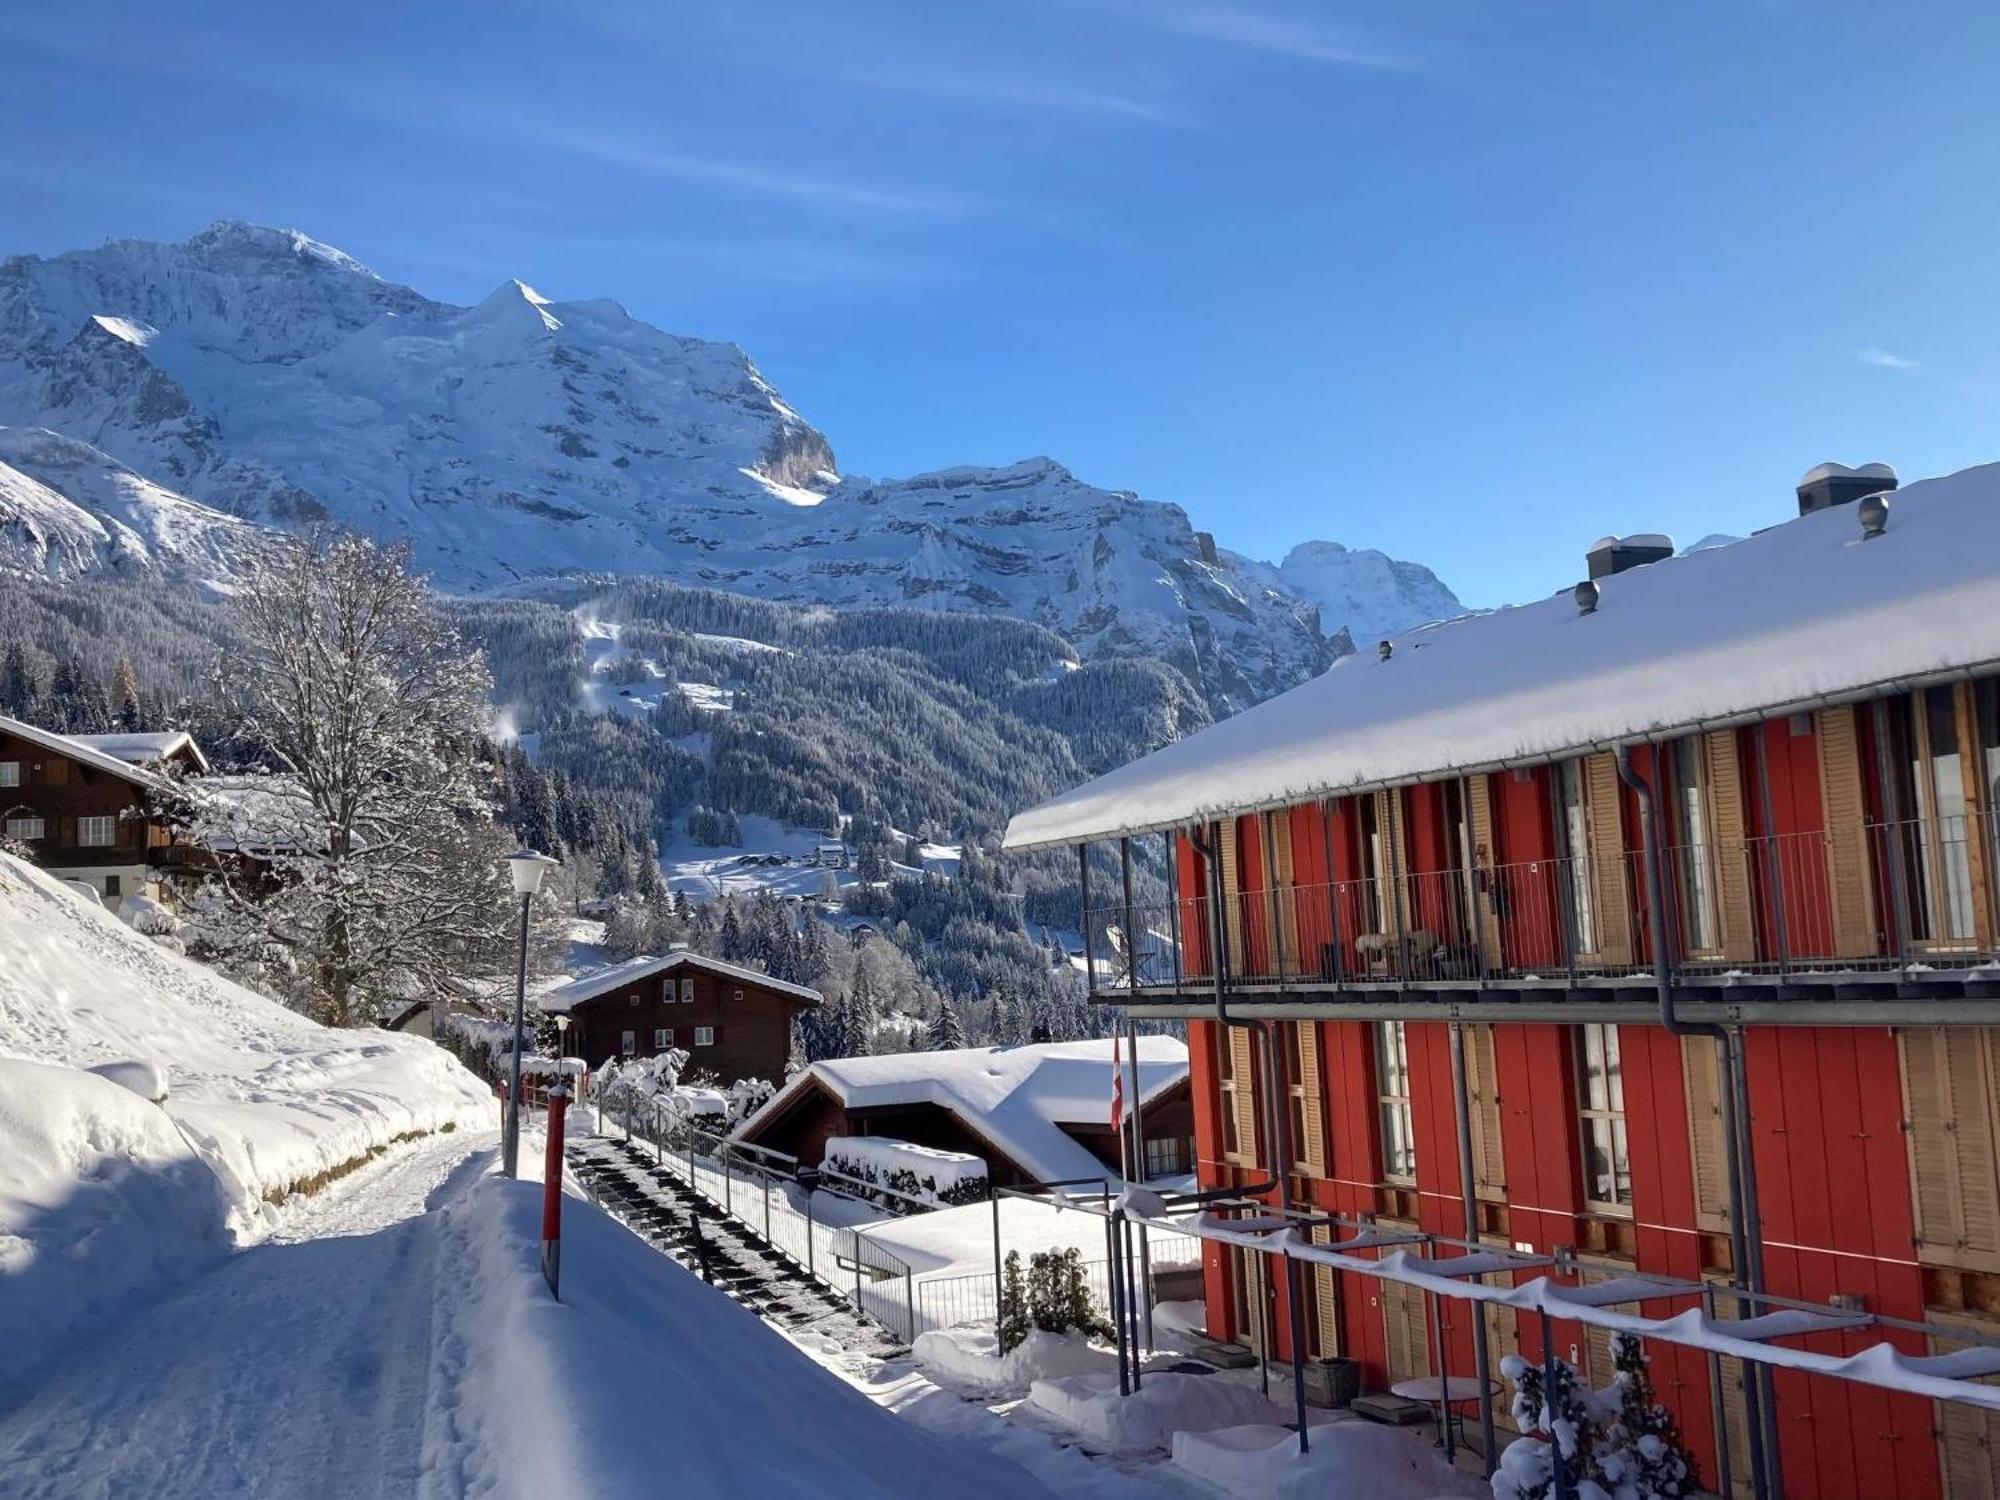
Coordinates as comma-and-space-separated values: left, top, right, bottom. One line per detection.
1171, 1420, 1483, 1500
913, 1325, 1116, 1396
1025, 1371, 1300, 1457
853, 1194, 1199, 1282
0, 1127, 497, 1495
661, 813, 857, 901
0, 852, 489, 1401
441, 1170, 1061, 1500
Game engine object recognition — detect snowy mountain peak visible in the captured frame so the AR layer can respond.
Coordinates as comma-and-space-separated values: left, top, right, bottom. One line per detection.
85, 313, 157, 347
181, 219, 384, 280
468, 278, 563, 334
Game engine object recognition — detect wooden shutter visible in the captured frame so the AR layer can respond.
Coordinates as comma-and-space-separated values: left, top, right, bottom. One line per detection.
1681, 1035, 1731, 1233
1716, 1351, 1756, 1500
1932, 1311, 2000, 1500
1295, 1022, 1327, 1176
1374, 790, 1410, 941
1704, 731, 1758, 962
1465, 1023, 1507, 1200
1953, 686, 1998, 952
1381, 1275, 1432, 1384
1234, 1246, 1269, 1357
1309, 1223, 1341, 1359
1576, 1265, 1618, 1384
1218, 823, 1246, 975
1901, 1027, 2000, 1270
1466, 773, 1504, 969
1583, 753, 1633, 964
1483, 1281, 1520, 1431
1816, 706, 1879, 959
1270, 811, 1301, 973
1226, 1025, 1260, 1168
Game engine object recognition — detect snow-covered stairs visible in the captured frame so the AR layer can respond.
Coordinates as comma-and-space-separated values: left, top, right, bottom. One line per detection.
568, 1137, 905, 1358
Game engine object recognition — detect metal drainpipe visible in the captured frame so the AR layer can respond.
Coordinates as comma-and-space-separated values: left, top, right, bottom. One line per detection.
1728, 1022, 1783, 1498
1616, 746, 1774, 1500
1187, 823, 1303, 1448
1449, 1019, 1500, 1475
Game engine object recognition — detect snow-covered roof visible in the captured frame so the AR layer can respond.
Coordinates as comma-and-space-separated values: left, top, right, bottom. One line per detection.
0, 714, 178, 791
736, 1036, 1189, 1185
65, 730, 210, 774
1005, 460, 2000, 850
537, 951, 823, 1012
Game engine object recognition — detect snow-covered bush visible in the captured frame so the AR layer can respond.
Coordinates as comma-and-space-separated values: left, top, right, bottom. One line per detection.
1495, 1335, 1697, 1500
821, 1134, 990, 1215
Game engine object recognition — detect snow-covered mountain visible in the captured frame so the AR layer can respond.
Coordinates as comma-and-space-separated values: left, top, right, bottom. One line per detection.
0, 425, 268, 583
0, 221, 1458, 707
1233, 540, 1464, 655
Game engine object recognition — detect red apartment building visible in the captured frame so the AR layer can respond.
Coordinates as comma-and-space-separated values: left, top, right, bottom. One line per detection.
1006, 462, 2000, 1500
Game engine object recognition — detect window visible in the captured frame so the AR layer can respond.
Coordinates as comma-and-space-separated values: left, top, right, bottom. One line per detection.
680, 977, 695, 1003
4, 815, 44, 841
1556, 759, 1597, 953
628, 993, 640, 1008
658, 979, 673, 1004
103, 875, 122, 898
78, 815, 116, 848
731, 987, 743, 1003
620, 1030, 637, 1057
1889, 688, 1979, 945
1577, 1023, 1632, 1213
1219, 1026, 1256, 1164
1375, 1021, 1416, 1183
1144, 1135, 1188, 1178
653, 1028, 673, 1049
0, 761, 17, 787
694, 1026, 715, 1047
1669, 739, 1718, 953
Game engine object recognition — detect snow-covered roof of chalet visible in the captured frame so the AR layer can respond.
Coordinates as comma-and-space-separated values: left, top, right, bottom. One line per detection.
0, 714, 179, 791
536, 951, 823, 1012
734, 1036, 1188, 1185
1005, 459, 2000, 851
66, 730, 210, 773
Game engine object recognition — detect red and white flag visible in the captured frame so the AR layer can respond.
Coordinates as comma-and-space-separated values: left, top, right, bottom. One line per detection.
1110, 1030, 1125, 1135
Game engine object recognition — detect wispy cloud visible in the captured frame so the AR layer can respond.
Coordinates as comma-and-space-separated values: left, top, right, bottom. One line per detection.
845, 66, 1184, 127
544, 132, 980, 218
1086, 1, 1422, 71
1857, 347, 1921, 372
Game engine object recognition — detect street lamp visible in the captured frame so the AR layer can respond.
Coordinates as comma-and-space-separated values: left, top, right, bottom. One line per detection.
502, 847, 558, 1178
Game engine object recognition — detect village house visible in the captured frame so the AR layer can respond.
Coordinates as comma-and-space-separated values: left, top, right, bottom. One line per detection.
733, 1036, 1193, 1188
1004, 461, 2000, 1500
537, 950, 821, 1086
0, 715, 210, 902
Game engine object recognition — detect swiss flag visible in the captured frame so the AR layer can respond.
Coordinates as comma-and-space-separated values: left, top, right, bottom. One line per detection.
1110, 1030, 1125, 1135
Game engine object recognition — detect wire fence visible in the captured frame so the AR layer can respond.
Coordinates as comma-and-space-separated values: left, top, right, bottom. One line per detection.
598, 1099, 1197, 1347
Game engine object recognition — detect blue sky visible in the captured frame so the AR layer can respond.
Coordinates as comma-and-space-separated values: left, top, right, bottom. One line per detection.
4, 2, 1996, 607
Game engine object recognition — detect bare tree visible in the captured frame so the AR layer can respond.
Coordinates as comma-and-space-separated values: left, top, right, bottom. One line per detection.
180, 532, 513, 1025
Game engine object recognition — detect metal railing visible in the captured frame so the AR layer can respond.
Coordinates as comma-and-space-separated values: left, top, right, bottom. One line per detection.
1091, 811, 2000, 996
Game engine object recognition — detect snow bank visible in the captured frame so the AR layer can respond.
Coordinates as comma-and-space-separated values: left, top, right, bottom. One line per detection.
1170, 1420, 1483, 1500
1025, 1369, 1291, 1454
0, 853, 490, 1396
0, 1058, 232, 1401
441, 1176, 1058, 1498
0, 853, 489, 1220
913, 1324, 1114, 1395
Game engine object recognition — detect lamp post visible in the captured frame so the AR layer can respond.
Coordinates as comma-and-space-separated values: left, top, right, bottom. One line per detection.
502, 847, 558, 1179
553, 1013, 570, 1064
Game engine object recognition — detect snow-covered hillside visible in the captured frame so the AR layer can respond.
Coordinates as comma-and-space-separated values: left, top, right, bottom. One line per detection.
0, 221, 1460, 707
0, 425, 265, 582
1253, 538, 1465, 651
0, 852, 488, 1398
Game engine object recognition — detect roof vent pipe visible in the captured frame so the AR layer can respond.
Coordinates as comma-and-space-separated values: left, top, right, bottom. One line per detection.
1573, 579, 1600, 615
1859, 492, 1891, 539
1377, 640, 1393, 661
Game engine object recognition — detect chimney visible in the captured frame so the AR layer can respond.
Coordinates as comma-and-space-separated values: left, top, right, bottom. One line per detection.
1797, 461, 1897, 517
1586, 533, 1675, 580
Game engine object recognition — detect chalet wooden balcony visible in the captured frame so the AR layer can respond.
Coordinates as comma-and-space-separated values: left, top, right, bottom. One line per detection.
1086, 811, 2000, 1010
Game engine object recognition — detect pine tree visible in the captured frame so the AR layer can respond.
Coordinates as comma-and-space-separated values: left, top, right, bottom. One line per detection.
1496, 1353, 1600, 1500
847, 967, 878, 1055
1596, 1334, 1697, 1499
110, 657, 142, 731
997, 1251, 1031, 1353
719, 904, 743, 961
928, 998, 967, 1051
2, 642, 39, 718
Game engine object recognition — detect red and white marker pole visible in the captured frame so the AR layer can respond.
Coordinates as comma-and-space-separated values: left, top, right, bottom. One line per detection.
541, 1085, 568, 1300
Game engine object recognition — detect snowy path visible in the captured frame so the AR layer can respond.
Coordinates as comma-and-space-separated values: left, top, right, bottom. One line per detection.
0, 1127, 496, 1500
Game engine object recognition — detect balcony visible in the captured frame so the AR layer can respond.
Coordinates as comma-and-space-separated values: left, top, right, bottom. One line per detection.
1086, 812, 2000, 1012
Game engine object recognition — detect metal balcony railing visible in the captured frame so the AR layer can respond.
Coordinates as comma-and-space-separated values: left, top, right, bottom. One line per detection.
1087, 812, 2000, 996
